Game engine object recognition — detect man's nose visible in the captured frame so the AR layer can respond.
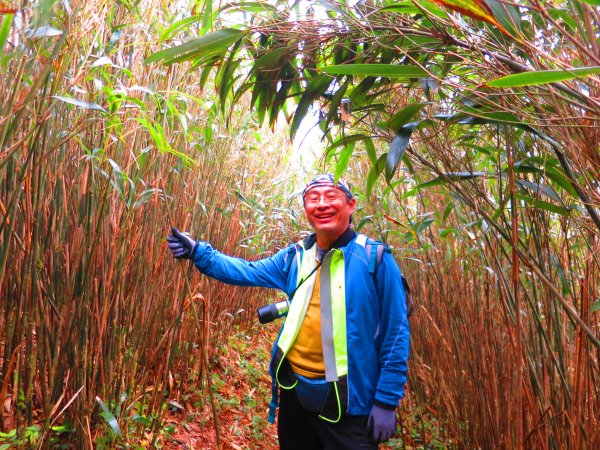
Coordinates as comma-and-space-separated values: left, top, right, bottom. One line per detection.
316, 196, 330, 206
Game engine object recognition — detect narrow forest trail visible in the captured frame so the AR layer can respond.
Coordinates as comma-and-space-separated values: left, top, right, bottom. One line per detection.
163, 322, 280, 449
162, 322, 433, 450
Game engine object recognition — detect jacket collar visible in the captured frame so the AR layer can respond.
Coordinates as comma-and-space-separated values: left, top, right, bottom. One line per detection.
302, 228, 356, 251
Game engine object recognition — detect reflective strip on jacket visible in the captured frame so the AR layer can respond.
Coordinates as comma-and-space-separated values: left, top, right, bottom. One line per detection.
191, 229, 410, 416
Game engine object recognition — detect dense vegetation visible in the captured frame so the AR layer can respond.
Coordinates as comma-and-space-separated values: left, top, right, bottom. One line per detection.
1, 0, 599, 448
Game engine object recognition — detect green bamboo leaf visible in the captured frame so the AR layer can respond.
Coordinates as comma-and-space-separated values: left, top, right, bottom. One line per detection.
516, 179, 562, 203
253, 86, 268, 125
545, 168, 578, 198
290, 74, 331, 140
107, 159, 125, 198
322, 64, 428, 78
0, 14, 13, 51
145, 28, 246, 64
414, 178, 442, 190
434, 0, 510, 35
591, 299, 600, 313
446, 172, 488, 180
441, 53, 463, 77
379, 1, 427, 15
95, 397, 122, 438
220, 2, 279, 14
380, 0, 446, 17
580, 0, 600, 5
394, 35, 444, 48
530, 200, 570, 216
404, 1, 448, 19
487, 66, 600, 87
136, 117, 196, 166
251, 46, 289, 72
123, 95, 147, 110
159, 16, 206, 42
516, 194, 570, 215
198, 59, 218, 91
550, 254, 571, 296
512, 163, 541, 175
364, 137, 377, 167
419, 78, 437, 101
442, 203, 455, 222
324, 82, 348, 128
511, 163, 578, 199
334, 142, 355, 182
136, 117, 165, 152
132, 415, 152, 426
385, 122, 418, 182
387, 103, 427, 132
133, 188, 162, 209
256, 76, 276, 124
366, 154, 387, 198
52, 95, 107, 113
126, 178, 136, 208
325, 134, 371, 166
433, 107, 524, 129
325, 134, 372, 152
458, 109, 529, 127
348, 76, 376, 105
366, 167, 378, 199
355, 215, 373, 233
442, 108, 541, 136
547, 8, 578, 33
417, 172, 486, 190
201, 0, 213, 34
217, 42, 243, 114
415, 218, 435, 235
484, 0, 521, 36
439, 227, 457, 238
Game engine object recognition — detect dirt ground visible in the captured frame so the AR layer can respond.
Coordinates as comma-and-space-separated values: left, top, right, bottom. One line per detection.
160, 322, 419, 450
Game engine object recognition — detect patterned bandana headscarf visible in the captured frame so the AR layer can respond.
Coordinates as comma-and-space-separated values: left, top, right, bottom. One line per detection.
302, 173, 353, 200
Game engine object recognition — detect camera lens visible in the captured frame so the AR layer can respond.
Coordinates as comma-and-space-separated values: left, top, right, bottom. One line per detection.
257, 304, 280, 324
257, 300, 289, 324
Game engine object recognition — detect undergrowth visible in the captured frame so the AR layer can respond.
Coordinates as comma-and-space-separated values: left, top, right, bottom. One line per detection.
160, 323, 453, 450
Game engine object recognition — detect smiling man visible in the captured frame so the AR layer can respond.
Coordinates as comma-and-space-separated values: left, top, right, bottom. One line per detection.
302, 175, 356, 247
167, 173, 410, 449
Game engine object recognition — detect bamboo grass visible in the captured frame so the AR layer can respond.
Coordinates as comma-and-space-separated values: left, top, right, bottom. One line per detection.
0, 1, 295, 447
2, 0, 599, 448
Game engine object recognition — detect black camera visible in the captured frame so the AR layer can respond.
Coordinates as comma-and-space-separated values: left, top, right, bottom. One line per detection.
257, 300, 290, 324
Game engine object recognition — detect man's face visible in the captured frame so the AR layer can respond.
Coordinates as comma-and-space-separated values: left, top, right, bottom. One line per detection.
303, 186, 356, 240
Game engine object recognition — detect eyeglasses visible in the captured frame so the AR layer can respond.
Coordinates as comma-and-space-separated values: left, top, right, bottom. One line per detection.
304, 191, 346, 206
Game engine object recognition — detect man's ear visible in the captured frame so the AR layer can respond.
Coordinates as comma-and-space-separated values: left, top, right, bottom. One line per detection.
349, 198, 357, 213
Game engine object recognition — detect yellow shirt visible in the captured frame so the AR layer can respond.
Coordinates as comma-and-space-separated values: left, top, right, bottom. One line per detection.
286, 266, 325, 378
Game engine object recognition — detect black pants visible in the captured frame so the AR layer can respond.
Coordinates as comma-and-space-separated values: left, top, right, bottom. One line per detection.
277, 387, 378, 450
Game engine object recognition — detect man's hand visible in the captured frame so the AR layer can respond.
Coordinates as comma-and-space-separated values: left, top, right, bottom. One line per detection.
167, 227, 198, 260
367, 404, 396, 443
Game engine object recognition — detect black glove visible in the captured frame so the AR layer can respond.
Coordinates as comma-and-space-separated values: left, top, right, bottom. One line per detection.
167, 227, 198, 260
367, 404, 396, 443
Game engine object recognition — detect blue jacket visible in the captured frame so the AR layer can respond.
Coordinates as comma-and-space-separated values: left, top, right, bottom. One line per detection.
191, 229, 410, 416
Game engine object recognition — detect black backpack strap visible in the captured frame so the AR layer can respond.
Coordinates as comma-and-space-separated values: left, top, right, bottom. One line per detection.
401, 274, 410, 295
402, 274, 414, 317
361, 235, 414, 317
